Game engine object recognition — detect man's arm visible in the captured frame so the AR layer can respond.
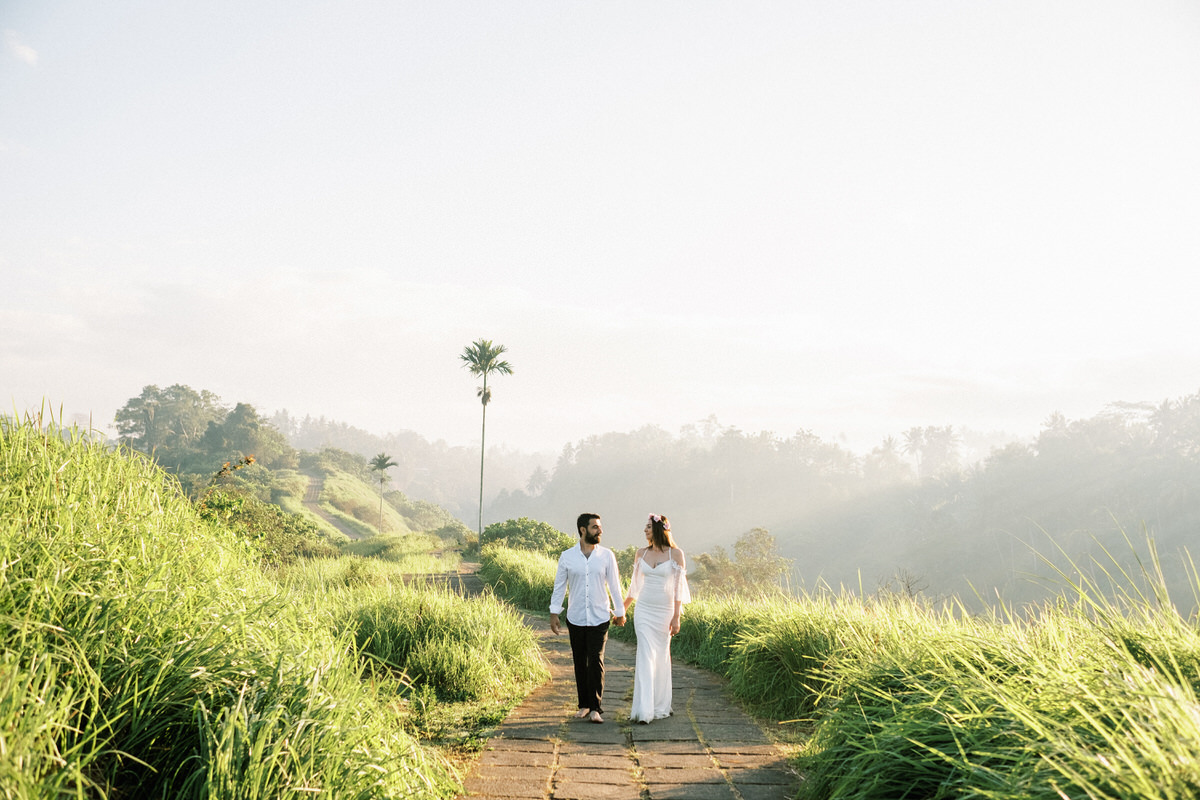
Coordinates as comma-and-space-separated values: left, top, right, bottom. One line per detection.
549, 553, 569, 634
606, 550, 626, 626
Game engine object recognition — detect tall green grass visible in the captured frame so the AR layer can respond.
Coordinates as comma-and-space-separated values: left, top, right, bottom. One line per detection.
343, 532, 462, 574
478, 542, 559, 611
0, 414, 456, 798
276, 558, 547, 703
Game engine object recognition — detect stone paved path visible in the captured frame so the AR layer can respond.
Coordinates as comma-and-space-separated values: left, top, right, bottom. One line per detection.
459, 615, 799, 800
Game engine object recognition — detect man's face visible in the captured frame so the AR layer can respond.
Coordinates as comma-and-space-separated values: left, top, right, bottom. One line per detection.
582, 518, 603, 545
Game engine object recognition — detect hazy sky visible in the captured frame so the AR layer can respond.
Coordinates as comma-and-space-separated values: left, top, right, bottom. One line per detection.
4, 1, 1199, 456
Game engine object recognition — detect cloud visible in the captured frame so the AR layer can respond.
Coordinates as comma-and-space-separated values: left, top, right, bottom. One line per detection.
4, 30, 37, 65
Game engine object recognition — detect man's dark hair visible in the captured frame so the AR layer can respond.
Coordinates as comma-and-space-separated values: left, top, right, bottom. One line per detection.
576, 513, 600, 536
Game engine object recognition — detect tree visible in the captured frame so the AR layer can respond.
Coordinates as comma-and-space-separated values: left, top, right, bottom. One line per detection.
526, 465, 549, 496
369, 452, 398, 532
460, 338, 514, 536
114, 384, 225, 470
199, 402, 295, 471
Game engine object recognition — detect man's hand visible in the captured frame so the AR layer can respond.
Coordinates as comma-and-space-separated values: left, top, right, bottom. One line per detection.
613, 615, 626, 627
550, 614, 561, 635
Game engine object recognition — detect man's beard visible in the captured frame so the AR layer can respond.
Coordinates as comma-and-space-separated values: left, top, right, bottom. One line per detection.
584, 531, 601, 545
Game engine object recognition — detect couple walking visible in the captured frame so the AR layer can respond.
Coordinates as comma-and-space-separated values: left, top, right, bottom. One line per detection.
549, 512, 691, 724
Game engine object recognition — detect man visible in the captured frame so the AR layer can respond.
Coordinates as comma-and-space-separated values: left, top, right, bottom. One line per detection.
550, 512, 626, 724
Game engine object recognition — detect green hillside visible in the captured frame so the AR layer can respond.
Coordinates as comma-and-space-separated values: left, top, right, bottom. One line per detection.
0, 413, 543, 798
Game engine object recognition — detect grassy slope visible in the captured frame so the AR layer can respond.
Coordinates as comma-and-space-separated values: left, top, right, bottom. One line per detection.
0, 417, 532, 798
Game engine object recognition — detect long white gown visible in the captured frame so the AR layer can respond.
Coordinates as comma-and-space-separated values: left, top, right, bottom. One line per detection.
627, 551, 691, 723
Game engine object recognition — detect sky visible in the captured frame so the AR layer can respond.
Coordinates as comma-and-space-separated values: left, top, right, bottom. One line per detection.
4, 1, 1200, 459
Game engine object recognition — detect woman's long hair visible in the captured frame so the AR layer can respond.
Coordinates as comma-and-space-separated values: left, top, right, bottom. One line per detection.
649, 514, 677, 550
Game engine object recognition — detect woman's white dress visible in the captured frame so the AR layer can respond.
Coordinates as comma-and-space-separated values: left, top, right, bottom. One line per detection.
627, 551, 691, 723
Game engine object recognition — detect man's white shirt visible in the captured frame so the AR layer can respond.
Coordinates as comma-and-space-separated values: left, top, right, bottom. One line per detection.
550, 543, 625, 626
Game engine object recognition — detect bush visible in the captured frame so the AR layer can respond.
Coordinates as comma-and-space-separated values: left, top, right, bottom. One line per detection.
479, 543, 559, 611
347, 583, 548, 702
481, 517, 574, 558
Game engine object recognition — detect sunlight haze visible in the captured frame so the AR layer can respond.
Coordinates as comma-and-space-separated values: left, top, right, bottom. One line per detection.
4, 1, 1199, 457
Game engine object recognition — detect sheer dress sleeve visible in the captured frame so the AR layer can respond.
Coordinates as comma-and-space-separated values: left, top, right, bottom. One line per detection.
671, 554, 691, 604
627, 551, 645, 601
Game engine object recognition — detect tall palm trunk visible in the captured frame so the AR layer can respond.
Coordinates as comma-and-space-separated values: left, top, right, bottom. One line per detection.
478, 375, 487, 537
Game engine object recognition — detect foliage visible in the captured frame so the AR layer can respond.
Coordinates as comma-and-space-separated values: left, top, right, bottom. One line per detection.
342, 533, 462, 574
348, 583, 547, 702
481, 517, 574, 559
0, 412, 455, 799
300, 446, 374, 481
198, 487, 339, 564
197, 456, 339, 564
690, 527, 793, 594
115, 385, 297, 474
478, 543, 558, 612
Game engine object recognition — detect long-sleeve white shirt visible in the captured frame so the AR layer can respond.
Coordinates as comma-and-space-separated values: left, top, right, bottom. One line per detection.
550, 543, 625, 627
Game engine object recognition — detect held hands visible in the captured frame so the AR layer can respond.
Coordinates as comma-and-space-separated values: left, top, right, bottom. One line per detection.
613, 615, 626, 627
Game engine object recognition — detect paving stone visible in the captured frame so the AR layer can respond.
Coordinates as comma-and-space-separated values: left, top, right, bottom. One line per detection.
553, 781, 643, 800
632, 728, 704, 743
733, 783, 795, 800
698, 724, 769, 743
557, 741, 628, 757
556, 766, 638, 784
705, 743, 780, 756
557, 752, 630, 769
482, 737, 556, 753
460, 774, 548, 798
562, 727, 626, 745
478, 750, 554, 767
636, 753, 716, 769
633, 740, 708, 756
727, 766, 797, 785
710, 752, 782, 768
643, 782, 737, 800
642, 767, 725, 785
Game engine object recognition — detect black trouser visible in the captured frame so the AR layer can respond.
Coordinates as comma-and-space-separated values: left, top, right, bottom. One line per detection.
566, 619, 610, 713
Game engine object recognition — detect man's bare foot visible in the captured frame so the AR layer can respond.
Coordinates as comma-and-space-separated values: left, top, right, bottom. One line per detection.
574, 708, 590, 719
589, 711, 603, 724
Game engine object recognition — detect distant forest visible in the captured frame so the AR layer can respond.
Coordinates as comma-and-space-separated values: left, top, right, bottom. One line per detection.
505, 400, 1200, 611
114, 384, 1200, 612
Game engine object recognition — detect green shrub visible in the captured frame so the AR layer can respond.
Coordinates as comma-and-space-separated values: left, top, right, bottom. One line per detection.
346, 583, 548, 702
481, 517, 574, 558
479, 542, 559, 611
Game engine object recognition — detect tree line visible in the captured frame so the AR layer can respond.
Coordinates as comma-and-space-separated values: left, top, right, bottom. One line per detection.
490, 394, 1200, 611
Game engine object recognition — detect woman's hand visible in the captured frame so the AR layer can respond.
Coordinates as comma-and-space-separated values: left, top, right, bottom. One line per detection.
669, 617, 681, 636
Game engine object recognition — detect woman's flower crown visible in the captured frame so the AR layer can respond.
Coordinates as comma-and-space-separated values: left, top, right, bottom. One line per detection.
648, 513, 670, 530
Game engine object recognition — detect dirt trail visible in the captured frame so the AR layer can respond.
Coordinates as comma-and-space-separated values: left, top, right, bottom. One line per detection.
300, 473, 365, 540
458, 609, 800, 800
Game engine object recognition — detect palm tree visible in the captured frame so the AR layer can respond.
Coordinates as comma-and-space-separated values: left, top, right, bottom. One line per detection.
369, 452, 398, 532
460, 339, 514, 536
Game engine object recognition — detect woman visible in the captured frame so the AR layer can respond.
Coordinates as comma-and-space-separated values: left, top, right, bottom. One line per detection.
623, 513, 691, 723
